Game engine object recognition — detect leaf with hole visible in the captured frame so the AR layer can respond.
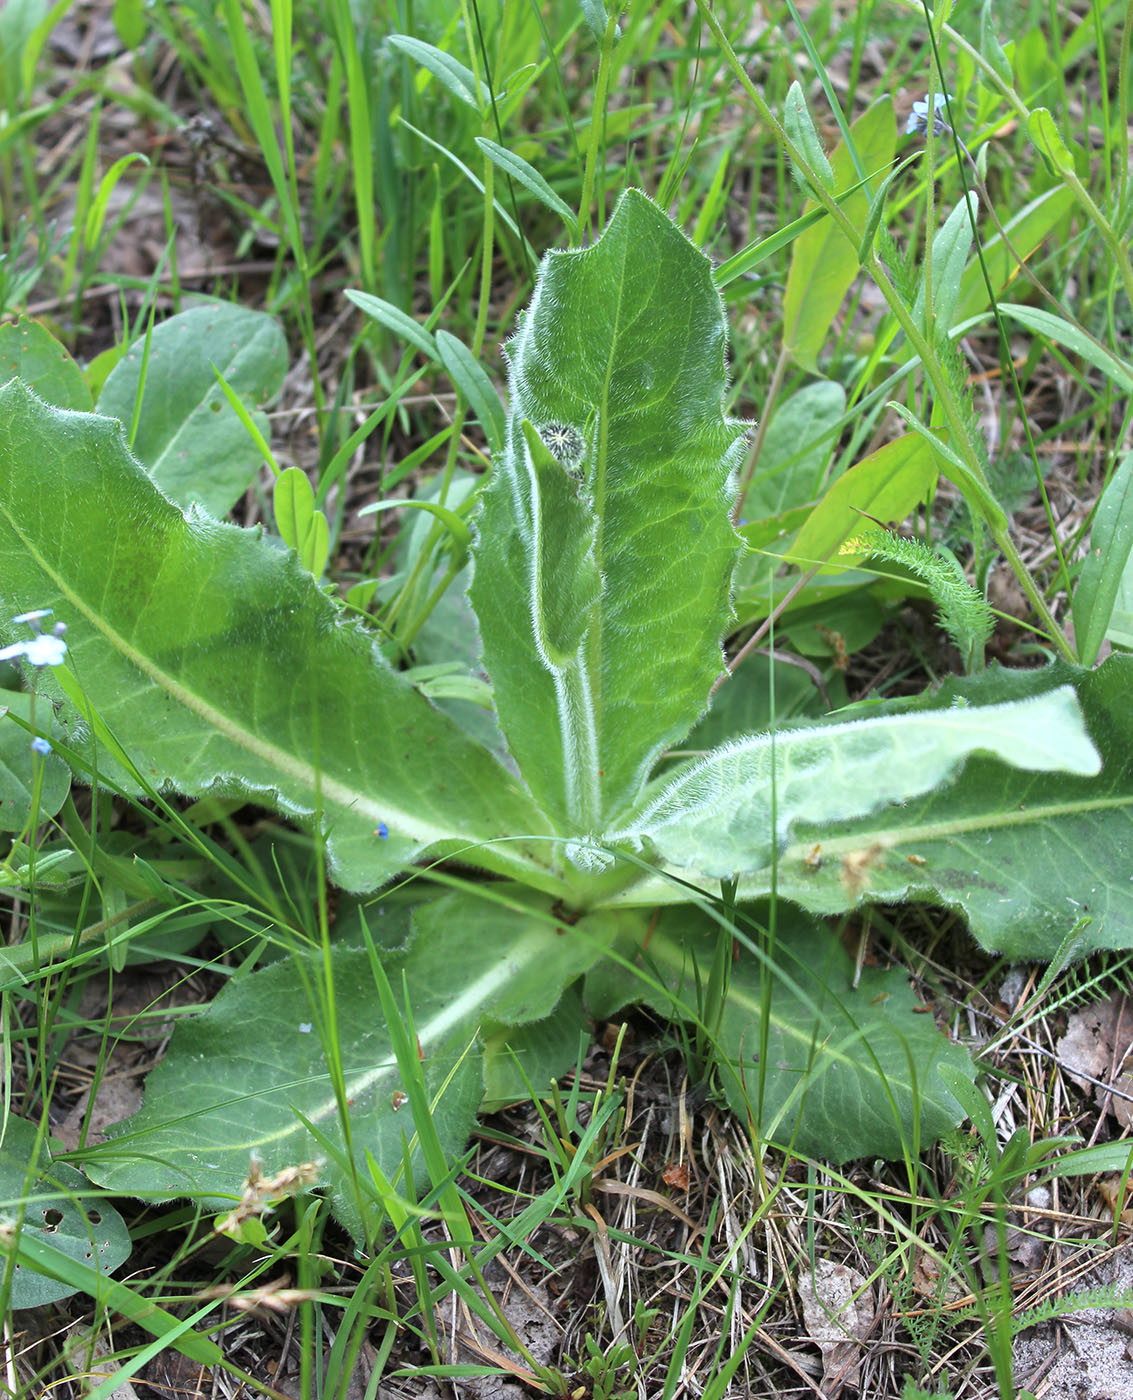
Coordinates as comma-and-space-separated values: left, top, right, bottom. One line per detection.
0, 1115, 131, 1310
0, 317, 91, 410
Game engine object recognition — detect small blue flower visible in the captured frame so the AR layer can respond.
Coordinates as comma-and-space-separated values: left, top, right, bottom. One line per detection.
906, 92, 949, 137
0, 612, 68, 668
30, 736, 52, 755
377, 821, 389, 840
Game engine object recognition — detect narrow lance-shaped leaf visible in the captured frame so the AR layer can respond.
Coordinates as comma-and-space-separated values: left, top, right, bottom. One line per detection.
611, 685, 1099, 875
913, 192, 978, 336
469, 189, 747, 840
609, 660, 1131, 961
0, 381, 553, 894
783, 99, 896, 372
1072, 452, 1133, 668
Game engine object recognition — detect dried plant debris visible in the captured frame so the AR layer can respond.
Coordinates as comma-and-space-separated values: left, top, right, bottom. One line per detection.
796, 1259, 876, 1396
1014, 1247, 1133, 1400
1057, 994, 1133, 1127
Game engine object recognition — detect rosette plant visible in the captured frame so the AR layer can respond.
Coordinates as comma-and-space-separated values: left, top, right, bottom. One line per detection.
1, 191, 1128, 1242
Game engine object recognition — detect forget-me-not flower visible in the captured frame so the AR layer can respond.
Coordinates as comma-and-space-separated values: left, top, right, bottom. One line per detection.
0, 610, 68, 668
30, 736, 52, 756
906, 92, 949, 137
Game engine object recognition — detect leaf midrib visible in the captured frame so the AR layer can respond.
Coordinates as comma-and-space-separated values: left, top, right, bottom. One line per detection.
1, 498, 546, 872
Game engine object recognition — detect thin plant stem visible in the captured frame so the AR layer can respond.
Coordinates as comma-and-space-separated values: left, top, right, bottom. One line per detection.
694, 0, 1076, 660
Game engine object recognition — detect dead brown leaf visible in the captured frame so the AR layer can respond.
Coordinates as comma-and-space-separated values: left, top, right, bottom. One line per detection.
1056, 994, 1133, 1128
796, 1259, 875, 1396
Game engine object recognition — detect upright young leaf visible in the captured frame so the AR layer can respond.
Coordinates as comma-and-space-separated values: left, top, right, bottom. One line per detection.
913, 193, 978, 336
469, 190, 747, 837
783, 81, 834, 193
1073, 453, 1133, 667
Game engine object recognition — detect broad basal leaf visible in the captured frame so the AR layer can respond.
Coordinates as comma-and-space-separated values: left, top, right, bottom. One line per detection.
611, 660, 1131, 960
470, 189, 747, 838
0, 380, 553, 893
97, 303, 288, 517
613, 683, 1098, 874
584, 903, 974, 1161
83, 892, 620, 1241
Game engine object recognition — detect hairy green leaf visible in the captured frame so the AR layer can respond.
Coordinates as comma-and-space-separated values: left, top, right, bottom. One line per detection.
584, 904, 974, 1161
914, 193, 978, 336
474, 137, 578, 230
386, 34, 489, 110
0, 380, 553, 893
614, 661, 1130, 959
469, 190, 747, 837
783, 81, 834, 192
611, 684, 1099, 879
1027, 107, 1076, 178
